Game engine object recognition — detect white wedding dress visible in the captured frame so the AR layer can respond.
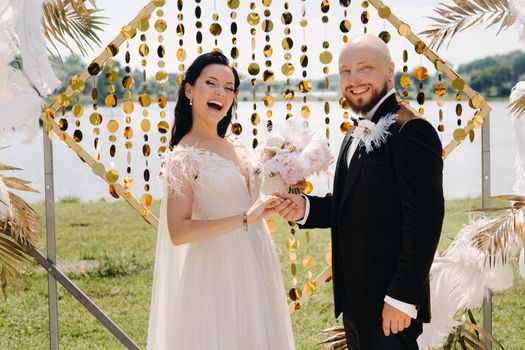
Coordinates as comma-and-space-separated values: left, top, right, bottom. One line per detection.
147, 141, 295, 350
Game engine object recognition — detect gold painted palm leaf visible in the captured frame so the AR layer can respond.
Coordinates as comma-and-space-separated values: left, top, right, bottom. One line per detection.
0, 164, 40, 298
318, 326, 347, 350
433, 310, 505, 350
42, 0, 106, 56
421, 0, 516, 51
472, 196, 525, 267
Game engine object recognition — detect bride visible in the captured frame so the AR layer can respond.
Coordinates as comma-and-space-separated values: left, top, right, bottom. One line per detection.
147, 51, 296, 349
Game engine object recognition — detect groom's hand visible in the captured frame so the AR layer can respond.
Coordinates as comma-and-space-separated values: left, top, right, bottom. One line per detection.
271, 192, 306, 222
382, 302, 411, 336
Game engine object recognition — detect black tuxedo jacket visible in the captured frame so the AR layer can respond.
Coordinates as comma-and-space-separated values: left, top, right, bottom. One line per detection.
301, 93, 444, 326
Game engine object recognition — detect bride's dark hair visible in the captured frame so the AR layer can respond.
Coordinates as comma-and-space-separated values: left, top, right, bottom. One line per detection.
170, 51, 240, 148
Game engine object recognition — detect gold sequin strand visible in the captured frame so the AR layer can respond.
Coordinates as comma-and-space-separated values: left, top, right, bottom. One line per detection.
281, 2, 295, 123
57, 75, 71, 135
248, 1, 260, 149
281, 2, 300, 306
299, 2, 315, 296
468, 90, 485, 143
435, 73, 446, 135
339, 0, 351, 44
320, 1, 331, 141
89, 77, 102, 161
138, 17, 153, 208
155, 2, 169, 157
299, 1, 310, 127
453, 83, 466, 142
122, 41, 134, 193
400, 49, 410, 104
176, 0, 185, 86
361, 0, 370, 33
228, 0, 239, 68
71, 75, 85, 143
262, 0, 274, 135
210, 1, 222, 48
104, 59, 119, 198
302, 231, 317, 297
377, 5, 392, 44
228, 0, 241, 135
195, 0, 203, 54
338, 0, 352, 135
414, 41, 428, 114
287, 223, 302, 308
57, 92, 68, 137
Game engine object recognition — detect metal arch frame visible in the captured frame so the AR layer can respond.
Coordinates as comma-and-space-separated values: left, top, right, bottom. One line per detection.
24, 0, 495, 348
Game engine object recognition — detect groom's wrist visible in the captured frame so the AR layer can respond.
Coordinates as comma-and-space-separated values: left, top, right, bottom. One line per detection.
295, 195, 310, 225
384, 295, 418, 319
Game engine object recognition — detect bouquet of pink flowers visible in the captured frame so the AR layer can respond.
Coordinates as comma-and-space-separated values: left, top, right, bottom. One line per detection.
258, 122, 333, 194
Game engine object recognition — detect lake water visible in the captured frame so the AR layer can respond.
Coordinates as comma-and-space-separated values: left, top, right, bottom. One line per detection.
0, 99, 516, 203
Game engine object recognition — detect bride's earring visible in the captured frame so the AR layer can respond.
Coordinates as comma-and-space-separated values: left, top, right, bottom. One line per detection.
189, 99, 192, 106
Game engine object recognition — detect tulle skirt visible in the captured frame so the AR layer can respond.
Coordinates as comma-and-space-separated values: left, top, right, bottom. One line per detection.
149, 220, 295, 350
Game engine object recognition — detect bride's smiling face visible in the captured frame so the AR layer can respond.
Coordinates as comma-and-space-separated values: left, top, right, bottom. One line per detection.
185, 64, 236, 126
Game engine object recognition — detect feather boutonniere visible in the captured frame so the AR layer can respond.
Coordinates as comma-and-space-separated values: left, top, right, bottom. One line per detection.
352, 113, 397, 153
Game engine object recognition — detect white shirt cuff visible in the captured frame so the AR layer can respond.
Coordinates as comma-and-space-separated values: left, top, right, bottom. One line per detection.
295, 195, 310, 225
384, 295, 418, 319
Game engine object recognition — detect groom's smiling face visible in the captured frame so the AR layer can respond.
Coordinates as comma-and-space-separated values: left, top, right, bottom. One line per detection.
339, 35, 395, 116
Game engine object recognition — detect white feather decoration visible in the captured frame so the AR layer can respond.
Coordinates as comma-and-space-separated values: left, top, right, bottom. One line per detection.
510, 0, 525, 24
418, 219, 515, 350
509, 0, 525, 41
15, 0, 60, 96
0, 65, 42, 145
511, 82, 525, 194
0, 0, 59, 145
0, 177, 11, 221
0, 0, 18, 65
352, 113, 397, 153
510, 0, 525, 41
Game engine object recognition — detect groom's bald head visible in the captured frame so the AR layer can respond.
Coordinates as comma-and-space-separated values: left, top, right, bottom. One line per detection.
338, 34, 395, 115
340, 34, 392, 64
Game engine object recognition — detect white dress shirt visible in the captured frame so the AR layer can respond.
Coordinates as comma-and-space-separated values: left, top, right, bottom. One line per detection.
296, 89, 418, 319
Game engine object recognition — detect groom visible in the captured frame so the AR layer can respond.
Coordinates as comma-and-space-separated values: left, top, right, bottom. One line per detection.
274, 35, 444, 349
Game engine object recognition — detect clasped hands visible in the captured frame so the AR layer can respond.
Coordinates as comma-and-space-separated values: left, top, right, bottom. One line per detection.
264, 192, 306, 222
247, 192, 305, 224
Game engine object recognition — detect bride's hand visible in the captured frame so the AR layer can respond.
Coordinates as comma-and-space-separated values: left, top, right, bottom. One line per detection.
246, 195, 283, 224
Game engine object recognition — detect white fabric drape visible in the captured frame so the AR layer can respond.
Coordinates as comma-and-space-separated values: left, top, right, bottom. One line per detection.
0, 0, 59, 145
146, 182, 187, 350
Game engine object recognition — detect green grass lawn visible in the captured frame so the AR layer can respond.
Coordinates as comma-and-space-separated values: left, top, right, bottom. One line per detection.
1, 198, 524, 349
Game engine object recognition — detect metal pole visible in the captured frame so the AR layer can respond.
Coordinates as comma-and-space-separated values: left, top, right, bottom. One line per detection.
23, 243, 141, 350
481, 113, 492, 349
43, 129, 59, 350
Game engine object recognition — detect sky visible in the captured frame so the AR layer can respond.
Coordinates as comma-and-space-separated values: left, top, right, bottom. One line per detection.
59, 0, 523, 80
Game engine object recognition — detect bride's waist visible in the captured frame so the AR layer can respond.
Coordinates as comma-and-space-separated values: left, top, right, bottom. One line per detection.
187, 220, 269, 245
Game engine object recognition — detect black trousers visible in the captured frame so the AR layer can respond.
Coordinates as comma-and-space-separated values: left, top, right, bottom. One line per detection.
343, 313, 423, 350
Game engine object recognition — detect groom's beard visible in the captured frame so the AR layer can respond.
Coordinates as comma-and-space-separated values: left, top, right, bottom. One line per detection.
345, 81, 389, 116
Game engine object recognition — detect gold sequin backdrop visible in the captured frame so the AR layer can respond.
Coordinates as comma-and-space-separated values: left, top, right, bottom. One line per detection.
40, 0, 491, 313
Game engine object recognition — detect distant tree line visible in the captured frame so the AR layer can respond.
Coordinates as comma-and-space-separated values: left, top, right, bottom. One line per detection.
47, 50, 525, 105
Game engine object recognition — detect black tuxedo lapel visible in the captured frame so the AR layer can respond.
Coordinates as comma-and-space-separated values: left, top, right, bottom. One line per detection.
371, 92, 400, 124
338, 92, 400, 209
